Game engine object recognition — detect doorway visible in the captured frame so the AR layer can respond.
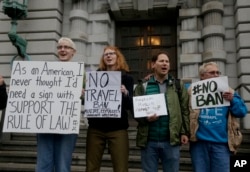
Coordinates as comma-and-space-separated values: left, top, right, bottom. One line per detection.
116, 20, 178, 84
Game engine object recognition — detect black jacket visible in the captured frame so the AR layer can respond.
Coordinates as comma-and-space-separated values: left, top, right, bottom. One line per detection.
0, 83, 8, 110
87, 71, 134, 131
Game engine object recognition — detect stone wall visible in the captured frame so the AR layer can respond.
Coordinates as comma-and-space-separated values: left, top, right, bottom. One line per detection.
0, 0, 114, 78
0, 0, 249, 127
234, 0, 250, 128
0, 0, 63, 84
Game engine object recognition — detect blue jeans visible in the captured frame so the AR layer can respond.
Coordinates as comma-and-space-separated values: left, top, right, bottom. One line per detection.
36, 133, 78, 172
141, 141, 180, 172
190, 141, 230, 172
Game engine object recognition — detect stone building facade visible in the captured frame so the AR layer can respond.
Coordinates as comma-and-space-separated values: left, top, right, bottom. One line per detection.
0, 0, 249, 128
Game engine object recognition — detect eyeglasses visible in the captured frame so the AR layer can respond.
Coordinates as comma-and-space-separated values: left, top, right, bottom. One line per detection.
205, 71, 221, 75
57, 45, 73, 50
103, 52, 116, 57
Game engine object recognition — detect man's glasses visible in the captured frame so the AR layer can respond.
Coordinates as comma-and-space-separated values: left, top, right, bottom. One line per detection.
205, 71, 221, 75
57, 45, 73, 50
103, 52, 116, 57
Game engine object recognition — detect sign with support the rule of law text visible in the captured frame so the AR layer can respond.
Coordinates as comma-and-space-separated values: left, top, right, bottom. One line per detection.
3, 61, 84, 134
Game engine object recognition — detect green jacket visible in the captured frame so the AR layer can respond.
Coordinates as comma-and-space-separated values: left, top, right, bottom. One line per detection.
134, 76, 190, 147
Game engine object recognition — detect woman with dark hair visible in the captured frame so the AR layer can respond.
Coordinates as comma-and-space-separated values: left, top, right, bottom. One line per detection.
85, 46, 134, 172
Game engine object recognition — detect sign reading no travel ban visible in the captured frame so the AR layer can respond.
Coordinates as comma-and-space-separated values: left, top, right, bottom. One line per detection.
84, 71, 122, 118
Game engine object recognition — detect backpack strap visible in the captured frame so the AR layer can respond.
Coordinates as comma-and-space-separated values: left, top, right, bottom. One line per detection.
174, 78, 189, 135
142, 82, 148, 94
134, 80, 148, 96
175, 78, 181, 99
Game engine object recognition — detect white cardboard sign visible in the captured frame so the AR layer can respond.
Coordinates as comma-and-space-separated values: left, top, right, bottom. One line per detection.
133, 93, 168, 118
3, 61, 84, 134
84, 71, 122, 118
191, 76, 230, 109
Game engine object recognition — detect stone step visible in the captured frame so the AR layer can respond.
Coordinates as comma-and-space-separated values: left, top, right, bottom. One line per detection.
0, 144, 192, 171
0, 162, 193, 172
1, 127, 250, 172
0, 150, 192, 164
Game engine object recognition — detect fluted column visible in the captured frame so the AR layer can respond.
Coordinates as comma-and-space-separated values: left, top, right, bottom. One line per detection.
179, 4, 201, 81
68, 0, 88, 62
201, 0, 226, 73
235, 0, 250, 129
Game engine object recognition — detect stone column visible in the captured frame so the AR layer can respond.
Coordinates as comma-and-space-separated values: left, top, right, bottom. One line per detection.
68, 0, 88, 62
234, 0, 250, 129
65, 0, 88, 126
179, 3, 201, 82
201, 0, 226, 73
83, 0, 114, 70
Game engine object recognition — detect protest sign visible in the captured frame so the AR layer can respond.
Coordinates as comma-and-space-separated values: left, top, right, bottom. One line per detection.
84, 71, 122, 118
3, 61, 84, 134
191, 76, 230, 109
133, 93, 167, 118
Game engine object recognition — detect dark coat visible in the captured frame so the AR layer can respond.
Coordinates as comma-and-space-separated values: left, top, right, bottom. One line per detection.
0, 83, 8, 110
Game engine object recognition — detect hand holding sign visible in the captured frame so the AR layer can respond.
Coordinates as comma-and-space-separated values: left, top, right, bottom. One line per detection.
222, 91, 234, 102
147, 113, 159, 122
